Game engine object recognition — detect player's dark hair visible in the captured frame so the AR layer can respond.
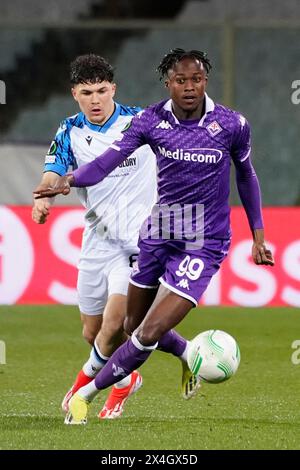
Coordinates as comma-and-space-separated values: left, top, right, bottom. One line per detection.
70, 54, 114, 85
157, 48, 212, 80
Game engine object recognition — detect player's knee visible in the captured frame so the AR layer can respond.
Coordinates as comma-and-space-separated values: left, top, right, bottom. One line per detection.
101, 323, 124, 345
102, 315, 123, 336
123, 316, 133, 336
135, 324, 161, 347
82, 326, 97, 345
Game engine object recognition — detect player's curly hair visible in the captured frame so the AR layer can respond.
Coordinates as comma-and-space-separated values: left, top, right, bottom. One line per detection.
157, 48, 212, 81
70, 54, 114, 85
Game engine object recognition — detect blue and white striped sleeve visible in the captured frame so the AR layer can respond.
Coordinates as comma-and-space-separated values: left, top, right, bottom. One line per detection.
44, 120, 75, 175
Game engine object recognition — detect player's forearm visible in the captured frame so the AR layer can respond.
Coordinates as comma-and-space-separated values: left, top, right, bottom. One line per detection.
235, 160, 264, 232
70, 147, 129, 187
35, 171, 61, 204
40, 171, 61, 186
252, 228, 265, 243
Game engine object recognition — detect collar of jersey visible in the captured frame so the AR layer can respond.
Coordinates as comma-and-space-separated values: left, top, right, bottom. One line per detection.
163, 93, 215, 127
83, 103, 121, 133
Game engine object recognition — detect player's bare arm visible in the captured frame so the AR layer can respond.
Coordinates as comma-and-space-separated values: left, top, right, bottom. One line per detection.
33, 173, 74, 199
32, 171, 62, 223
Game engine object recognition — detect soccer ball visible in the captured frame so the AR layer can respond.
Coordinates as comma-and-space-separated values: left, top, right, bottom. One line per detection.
187, 330, 240, 384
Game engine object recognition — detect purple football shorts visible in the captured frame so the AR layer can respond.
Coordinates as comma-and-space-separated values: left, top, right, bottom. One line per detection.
130, 237, 230, 305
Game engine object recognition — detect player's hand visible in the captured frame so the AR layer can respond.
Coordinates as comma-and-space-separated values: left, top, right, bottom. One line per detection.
33, 175, 73, 199
252, 242, 274, 266
32, 197, 51, 224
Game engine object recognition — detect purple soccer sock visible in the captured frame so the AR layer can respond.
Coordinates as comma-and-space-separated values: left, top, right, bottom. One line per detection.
94, 337, 154, 390
157, 330, 187, 357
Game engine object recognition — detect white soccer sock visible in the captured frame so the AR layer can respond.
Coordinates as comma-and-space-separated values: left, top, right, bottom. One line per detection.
132, 332, 158, 351
114, 374, 132, 389
77, 380, 99, 402
82, 342, 132, 389
180, 340, 191, 363
82, 341, 109, 378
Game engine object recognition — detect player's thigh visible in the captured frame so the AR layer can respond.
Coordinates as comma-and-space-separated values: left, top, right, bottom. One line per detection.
124, 238, 166, 334
106, 248, 157, 334
77, 245, 109, 343
135, 239, 230, 345
125, 283, 159, 335
77, 248, 108, 317
135, 286, 193, 345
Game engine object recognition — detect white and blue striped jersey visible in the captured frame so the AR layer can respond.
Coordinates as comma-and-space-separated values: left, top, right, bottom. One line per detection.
44, 103, 157, 245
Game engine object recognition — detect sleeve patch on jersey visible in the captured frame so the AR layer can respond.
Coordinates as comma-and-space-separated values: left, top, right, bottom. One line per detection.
47, 140, 58, 156
45, 154, 57, 163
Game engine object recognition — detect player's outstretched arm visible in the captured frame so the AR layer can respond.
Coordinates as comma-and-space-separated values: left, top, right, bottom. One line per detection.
34, 144, 134, 199
33, 174, 73, 199
32, 171, 63, 220
34, 113, 145, 199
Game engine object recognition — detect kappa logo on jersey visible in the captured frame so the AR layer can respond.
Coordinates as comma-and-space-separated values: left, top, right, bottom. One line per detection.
158, 146, 223, 164
112, 363, 126, 377
176, 279, 190, 290
206, 120, 222, 137
156, 120, 173, 130
85, 136, 93, 146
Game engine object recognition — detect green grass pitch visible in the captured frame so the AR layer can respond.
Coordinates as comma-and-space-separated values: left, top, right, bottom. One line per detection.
0, 305, 300, 450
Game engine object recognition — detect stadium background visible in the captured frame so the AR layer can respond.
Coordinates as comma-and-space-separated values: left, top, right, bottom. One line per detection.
1, 0, 299, 306
1, 0, 300, 452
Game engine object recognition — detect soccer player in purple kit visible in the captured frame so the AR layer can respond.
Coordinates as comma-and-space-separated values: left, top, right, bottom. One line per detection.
35, 48, 274, 424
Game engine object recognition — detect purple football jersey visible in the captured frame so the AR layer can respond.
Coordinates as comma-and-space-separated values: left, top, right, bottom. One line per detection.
72, 94, 262, 244
111, 94, 251, 239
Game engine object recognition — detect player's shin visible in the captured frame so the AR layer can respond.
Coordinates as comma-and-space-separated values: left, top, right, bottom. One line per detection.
69, 341, 109, 397
82, 341, 109, 378
93, 333, 157, 391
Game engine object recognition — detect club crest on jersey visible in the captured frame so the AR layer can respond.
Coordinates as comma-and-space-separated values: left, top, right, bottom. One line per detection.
156, 120, 173, 130
112, 363, 126, 377
206, 120, 222, 137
